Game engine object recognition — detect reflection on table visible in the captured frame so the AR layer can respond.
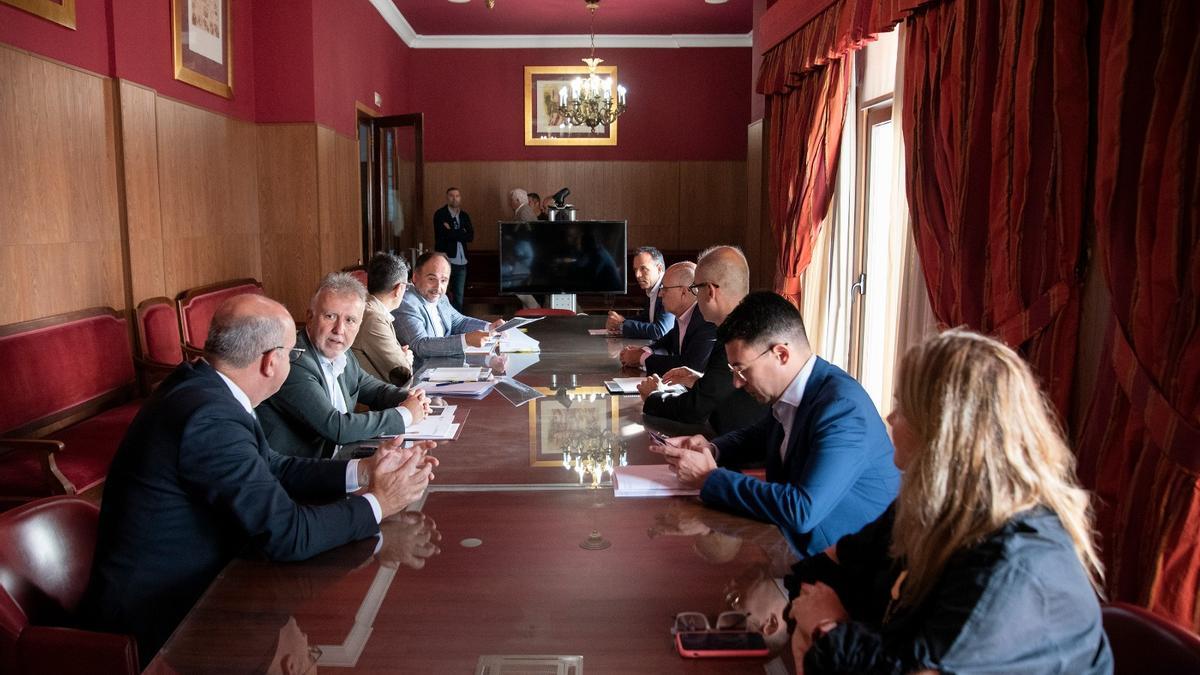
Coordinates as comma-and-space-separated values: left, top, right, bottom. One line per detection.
149, 317, 794, 673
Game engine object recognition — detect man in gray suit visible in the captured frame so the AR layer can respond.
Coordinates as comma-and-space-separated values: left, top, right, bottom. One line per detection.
394, 251, 503, 359
258, 272, 431, 459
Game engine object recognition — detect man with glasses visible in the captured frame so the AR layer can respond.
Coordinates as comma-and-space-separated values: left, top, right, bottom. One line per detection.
83, 294, 437, 665
606, 246, 676, 339
258, 272, 431, 459
638, 245, 767, 436
650, 291, 899, 558
351, 252, 414, 386
618, 261, 716, 376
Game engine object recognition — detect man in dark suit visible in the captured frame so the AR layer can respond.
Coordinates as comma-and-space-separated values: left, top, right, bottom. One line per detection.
618, 261, 716, 376
606, 246, 676, 339
82, 294, 437, 665
639, 245, 767, 436
258, 273, 430, 459
432, 187, 473, 310
653, 292, 900, 557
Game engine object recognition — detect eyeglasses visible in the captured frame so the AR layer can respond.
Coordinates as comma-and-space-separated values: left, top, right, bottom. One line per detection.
687, 281, 720, 296
264, 346, 306, 363
672, 611, 749, 635
727, 343, 786, 382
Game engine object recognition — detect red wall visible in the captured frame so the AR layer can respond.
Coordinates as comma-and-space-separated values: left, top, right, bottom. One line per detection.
409, 47, 751, 162
0, 1, 110, 74
252, 1, 316, 125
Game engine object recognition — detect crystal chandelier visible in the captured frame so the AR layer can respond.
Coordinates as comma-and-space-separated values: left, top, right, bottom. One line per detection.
553, 1, 627, 131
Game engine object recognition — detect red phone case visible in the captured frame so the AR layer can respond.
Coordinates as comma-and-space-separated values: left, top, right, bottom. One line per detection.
674, 632, 770, 658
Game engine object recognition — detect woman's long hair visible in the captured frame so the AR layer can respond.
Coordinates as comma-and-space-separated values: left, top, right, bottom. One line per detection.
890, 329, 1103, 609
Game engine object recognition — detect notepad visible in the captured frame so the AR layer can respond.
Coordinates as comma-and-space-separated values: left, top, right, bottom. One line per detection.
588, 328, 613, 336
422, 367, 491, 382
414, 380, 494, 399
613, 465, 700, 497
604, 377, 648, 395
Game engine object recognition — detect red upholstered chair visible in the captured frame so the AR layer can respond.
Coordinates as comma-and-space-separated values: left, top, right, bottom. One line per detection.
515, 308, 578, 317
134, 297, 184, 393
175, 278, 264, 358
0, 496, 138, 674
1103, 602, 1200, 674
342, 265, 368, 288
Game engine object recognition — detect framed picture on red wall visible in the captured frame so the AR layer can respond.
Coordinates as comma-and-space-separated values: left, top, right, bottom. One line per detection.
171, 0, 232, 98
524, 65, 620, 147
1, 0, 75, 29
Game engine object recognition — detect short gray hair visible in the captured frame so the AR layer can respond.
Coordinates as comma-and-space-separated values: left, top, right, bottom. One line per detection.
206, 312, 288, 368
366, 252, 409, 295
310, 272, 367, 312
509, 188, 528, 204
635, 246, 665, 270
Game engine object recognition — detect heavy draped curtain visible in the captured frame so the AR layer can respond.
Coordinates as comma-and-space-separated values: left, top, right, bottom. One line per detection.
1076, 0, 1200, 628
900, 0, 1087, 418
758, 0, 904, 304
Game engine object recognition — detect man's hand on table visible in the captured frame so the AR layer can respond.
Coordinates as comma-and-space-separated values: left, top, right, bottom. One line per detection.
605, 311, 625, 335
662, 366, 702, 389
465, 329, 493, 348
399, 387, 431, 424
648, 435, 717, 488
618, 345, 646, 368
637, 374, 662, 401
367, 439, 439, 519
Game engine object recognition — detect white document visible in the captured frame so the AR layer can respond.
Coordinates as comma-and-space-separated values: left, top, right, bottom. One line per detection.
423, 367, 489, 382
587, 328, 612, 336
414, 380, 494, 398
613, 465, 700, 498
492, 316, 543, 333
496, 329, 541, 353
604, 377, 647, 394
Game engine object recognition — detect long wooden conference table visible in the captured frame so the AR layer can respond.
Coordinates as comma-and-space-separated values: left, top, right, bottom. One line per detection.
147, 316, 795, 673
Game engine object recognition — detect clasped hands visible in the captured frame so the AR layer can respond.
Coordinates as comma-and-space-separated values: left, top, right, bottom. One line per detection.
399, 387, 433, 424
605, 311, 624, 335
635, 366, 703, 401
646, 433, 717, 487
360, 438, 439, 519
377, 511, 442, 570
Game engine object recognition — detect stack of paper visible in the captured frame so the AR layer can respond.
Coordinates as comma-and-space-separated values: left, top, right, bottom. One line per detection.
423, 366, 490, 382
587, 328, 614, 336
402, 404, 462, 440
496, 329, 540, 353
613, 465, 700, 498
414, 380, 494, 399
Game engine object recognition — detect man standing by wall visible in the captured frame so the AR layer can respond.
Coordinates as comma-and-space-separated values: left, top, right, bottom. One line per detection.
433, 187, 472, 311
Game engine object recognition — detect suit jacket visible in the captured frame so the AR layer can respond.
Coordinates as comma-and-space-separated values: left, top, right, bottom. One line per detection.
82, 360, 378, 664
622, 290, 675, 340
642, 337, 768, 436
432, 205, 473, 261
514, 203, 537, 221
702, 357, 900, 557
351, 294, 414, 386
393, 286, 489, 359
257, 330, 409, 459
643, 303, 717, 376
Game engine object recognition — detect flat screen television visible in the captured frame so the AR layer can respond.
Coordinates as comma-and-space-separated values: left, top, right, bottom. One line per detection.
498, 220, 627, 294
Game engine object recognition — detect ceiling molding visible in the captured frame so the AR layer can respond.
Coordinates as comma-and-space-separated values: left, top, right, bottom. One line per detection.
370, 2, 752, 49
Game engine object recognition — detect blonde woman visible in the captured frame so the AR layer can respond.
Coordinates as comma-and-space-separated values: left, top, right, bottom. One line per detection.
786, 329, 1112, 674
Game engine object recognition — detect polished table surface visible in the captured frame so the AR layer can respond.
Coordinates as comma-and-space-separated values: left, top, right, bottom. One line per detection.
148, 317, 794, 673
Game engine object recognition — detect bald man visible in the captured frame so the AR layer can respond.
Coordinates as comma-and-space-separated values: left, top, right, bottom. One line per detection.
618, 261, 716, 376
638, 245, 768, 436
83, 294, 437, 665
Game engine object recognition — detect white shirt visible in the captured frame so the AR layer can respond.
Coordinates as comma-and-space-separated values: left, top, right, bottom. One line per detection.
215, 367, 382, 522
772, 354, 818, 463
424, 299, 445, 337
317, 352, 350, 414
647, 277, 662, 323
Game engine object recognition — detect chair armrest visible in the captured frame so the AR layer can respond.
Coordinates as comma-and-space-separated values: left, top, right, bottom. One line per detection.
19, 626, 139, 675
0, 438, 76, 495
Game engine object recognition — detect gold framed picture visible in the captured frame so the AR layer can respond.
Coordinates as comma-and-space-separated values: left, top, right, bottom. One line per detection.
171, 0, 232, 98
524, 65, 619, 147
528, 387, 620, 467
1, 0, 75, 29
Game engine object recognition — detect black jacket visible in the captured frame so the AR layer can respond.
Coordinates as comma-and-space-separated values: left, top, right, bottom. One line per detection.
433, 205, 473, 261
788, 505, 1113, 674
643, 304, 717, 376
641, 337, 767, 436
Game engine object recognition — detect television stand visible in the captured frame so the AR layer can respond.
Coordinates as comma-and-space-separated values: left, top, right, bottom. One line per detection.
550, 293, 577, 313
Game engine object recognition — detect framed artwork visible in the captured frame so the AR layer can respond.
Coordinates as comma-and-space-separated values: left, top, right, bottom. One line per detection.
1, 0, 75, 29
524, 65, 619, 147
528, 387, 619, 467
171, 0, 232, 98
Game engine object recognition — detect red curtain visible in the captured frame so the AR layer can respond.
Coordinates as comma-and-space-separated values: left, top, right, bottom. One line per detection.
757, 0, 904, 305
900, 0, 1087, 418
1076, 0, 1200, 629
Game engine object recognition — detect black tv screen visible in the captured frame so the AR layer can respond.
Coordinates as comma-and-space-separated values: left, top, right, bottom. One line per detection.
499, 220, 627, 294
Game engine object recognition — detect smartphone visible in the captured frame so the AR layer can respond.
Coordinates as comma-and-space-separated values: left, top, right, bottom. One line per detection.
675, 631, 769, 658
647, 429, 671, 445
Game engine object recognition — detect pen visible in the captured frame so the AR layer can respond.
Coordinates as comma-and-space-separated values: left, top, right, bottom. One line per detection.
435, 381, 467, 387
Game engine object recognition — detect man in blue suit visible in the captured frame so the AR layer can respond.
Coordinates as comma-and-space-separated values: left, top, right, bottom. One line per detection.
82, 294, 437, 665
394, 251, 503, 360
606, 246, 675, 339
618, 261, 716, 376
653, 291, 899, 557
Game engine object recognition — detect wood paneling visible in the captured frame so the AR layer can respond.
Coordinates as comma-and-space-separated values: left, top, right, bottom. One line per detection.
422, 161, 746, 256
257, 124, 319, 319
0, 44, 124, 324
745, 120, 769, 290
155, 96, 261, 295
119, 79, 165, 302
316, 126, 363, 272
